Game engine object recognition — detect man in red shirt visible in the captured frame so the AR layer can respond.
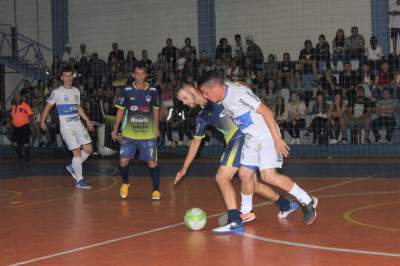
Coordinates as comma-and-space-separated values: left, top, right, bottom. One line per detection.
10, 93, 33, 162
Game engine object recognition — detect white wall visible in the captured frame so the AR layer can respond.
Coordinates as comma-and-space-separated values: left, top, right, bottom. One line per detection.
68, 0, 198, 61
216, 0, 372, 60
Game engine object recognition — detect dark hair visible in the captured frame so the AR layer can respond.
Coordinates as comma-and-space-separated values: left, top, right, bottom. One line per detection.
198, 70, 223, 88
275, 96, 285, 116
234, 34, 241, 39
61, 65, 74, 75
319, 34, 326, 40
132, 61, 147, 73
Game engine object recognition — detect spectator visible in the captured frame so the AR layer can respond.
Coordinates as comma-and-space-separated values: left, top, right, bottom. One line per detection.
348, 86, 372, 144
315, 34, 331, 73
366, 36, 384, 74
9, 93, 33, 163
89, 53, 108, 83
215, 37, 232, 61
298, 40, 317, 90
252, 71, 266, 98
125, 50, 138, 74
51, 55, 63, 78
264, 54, 278, 81
159, 79, 174, 146
62, 43, 77, 63
107, 42, 124, 64
184, 52, 199, 81
79, 43, 91, 60
359, 63, 375, 86
181, 37, 196, 59
20, 80, 34, 105
162, 38, 177, 65
278, 52, 295, 88
329, 93, 348, 144
332, 29, 346, 68
78, 56, 90, 85
309, 91, 330, 144
389, 0, 400, 56
245, 35, 264, 73
198, 50, 212, 76
287, 92, 308, 144
345, 26, 365, 64
374, 61, 394, 94
109, 55, 124, 81
318, 68, 337, 98
139, 50, 154, 78
226, 58, 240, 81
273, 96, 289, 140
233, 34, 245, 69
372, 88, 397, 143
339, 62, 359, 102
262, 79, 278, 107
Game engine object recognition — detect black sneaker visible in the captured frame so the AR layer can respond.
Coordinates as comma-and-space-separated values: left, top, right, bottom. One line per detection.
302, 196, 318, 225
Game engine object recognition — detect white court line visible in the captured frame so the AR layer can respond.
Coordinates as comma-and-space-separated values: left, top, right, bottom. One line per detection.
9, 174, 398, 265
241, 232, 400, 257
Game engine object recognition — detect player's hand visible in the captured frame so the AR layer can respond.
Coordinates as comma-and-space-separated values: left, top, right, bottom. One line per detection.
275, 137, 290, 158
86, 120, 94, 132
40, 121, 47, 131
174, 168, 187, 185
111, 129, 118, 142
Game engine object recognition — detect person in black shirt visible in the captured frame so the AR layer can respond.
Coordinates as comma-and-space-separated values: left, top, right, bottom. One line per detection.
299, 40, 317, 90
161, 38, 177, 65
348, 86, 373, 144
339, 62, 359, 102
107, 42, 124, 64
318, 68, 337, 98
316, 34, 331, 74
279, 53, 295, 88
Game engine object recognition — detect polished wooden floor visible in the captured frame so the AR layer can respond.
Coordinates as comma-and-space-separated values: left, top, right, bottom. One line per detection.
1, 160, 400, 266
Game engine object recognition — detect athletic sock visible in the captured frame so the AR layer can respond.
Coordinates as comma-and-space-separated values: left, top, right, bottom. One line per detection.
275, 195, 291, 211
240, 192, 253, 214
289, 183, 312, 205
119, 165, 130, 184
72, 156, 83, 181
148, 165, 160, 191
227, 209, 242, 224
81, 150, 90, 163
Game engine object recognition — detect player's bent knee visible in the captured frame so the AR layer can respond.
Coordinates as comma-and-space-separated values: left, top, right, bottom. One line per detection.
147, 161, 157, 168
238, 168, 254, 183
260, 169, 277, 184
120, 159, 130, 167
83, 145, 93, 154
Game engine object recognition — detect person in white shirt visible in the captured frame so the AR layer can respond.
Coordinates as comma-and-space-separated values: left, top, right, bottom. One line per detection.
62, 43, 77, 63
40, 66, 94, 189
199, 71, 318, 229
366, 36, 384, 73
389, 0, 400, 56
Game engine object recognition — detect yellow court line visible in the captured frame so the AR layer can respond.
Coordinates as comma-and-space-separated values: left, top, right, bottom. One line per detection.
343, 201, 400, 232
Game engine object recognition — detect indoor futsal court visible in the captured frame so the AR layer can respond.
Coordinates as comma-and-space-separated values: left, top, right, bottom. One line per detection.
1, 157, 400, 265
1, 0, 400, 265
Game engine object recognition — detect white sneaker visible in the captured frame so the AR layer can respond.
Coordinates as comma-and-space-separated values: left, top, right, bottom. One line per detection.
212, 222, 244, 235
296, 138, 301, 144
177, 140, 183, 146
164, 140, 172, 146
330, 139, 338, 144
290, 138, 295, 145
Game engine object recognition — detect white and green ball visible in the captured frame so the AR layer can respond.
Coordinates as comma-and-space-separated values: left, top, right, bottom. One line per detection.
184, 208, 207, 231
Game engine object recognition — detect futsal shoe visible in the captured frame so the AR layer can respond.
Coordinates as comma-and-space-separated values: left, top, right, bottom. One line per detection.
75, 179, 92, 189
66, 164, 77, 180
120, 183, 130, 199
151, 190, 161, 201
302, 196, 318, 225
240, 211, 256, 223
277, 200, 300, 219
212, 221, 244, 235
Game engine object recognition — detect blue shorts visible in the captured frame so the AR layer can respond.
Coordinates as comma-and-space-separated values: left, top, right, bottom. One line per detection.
220, 136, 244, 168
120, 138, 158, 161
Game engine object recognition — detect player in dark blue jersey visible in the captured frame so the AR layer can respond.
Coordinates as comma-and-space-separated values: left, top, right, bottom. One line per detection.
112, 62, 161, 200
175, 83, 299, 234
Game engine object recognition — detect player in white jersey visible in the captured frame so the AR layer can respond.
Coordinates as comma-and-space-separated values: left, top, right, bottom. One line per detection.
199, 71, 317, 231
40, 66, 94, 189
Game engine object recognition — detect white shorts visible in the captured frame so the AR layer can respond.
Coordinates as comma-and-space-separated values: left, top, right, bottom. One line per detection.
60, 122, 91, 150
240, 136, 283, 170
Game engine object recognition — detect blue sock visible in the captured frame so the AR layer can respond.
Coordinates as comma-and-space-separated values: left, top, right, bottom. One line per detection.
148, 165, 160, 191
275, 195, 290, 211
227, 209, 242, 224
119, 165, 130, 184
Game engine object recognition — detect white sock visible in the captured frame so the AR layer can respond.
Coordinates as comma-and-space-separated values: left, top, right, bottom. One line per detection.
240, 192, 253, 214
81, 150, 90, 163
289, 183, 312, 204
72, 156, 83, 181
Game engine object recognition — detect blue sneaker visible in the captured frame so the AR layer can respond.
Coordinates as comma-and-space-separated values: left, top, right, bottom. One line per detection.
212, 221, 244, 235
75, 179, 92, 189
66, 164, 77, 180
277, 200, 300, 219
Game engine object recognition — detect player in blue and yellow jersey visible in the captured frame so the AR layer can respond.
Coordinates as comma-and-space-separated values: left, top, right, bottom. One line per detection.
174, 83, 299, 234
112, 62, 161, 200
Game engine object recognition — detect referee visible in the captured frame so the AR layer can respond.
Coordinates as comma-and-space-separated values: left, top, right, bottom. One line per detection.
10, 93, 33, 163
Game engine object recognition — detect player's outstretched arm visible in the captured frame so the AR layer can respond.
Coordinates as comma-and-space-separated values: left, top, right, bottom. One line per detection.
256, 103, 290, 158
78, 105, 94, 132
112, 108, 125, 141
40, 103, 53, 131
174, 137, 202, 184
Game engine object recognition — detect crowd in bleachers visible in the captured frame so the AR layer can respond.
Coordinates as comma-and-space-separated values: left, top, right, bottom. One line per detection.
2, 26, 400, 148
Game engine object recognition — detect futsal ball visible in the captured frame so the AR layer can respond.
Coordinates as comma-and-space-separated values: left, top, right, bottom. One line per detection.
184, 208, 207, 231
